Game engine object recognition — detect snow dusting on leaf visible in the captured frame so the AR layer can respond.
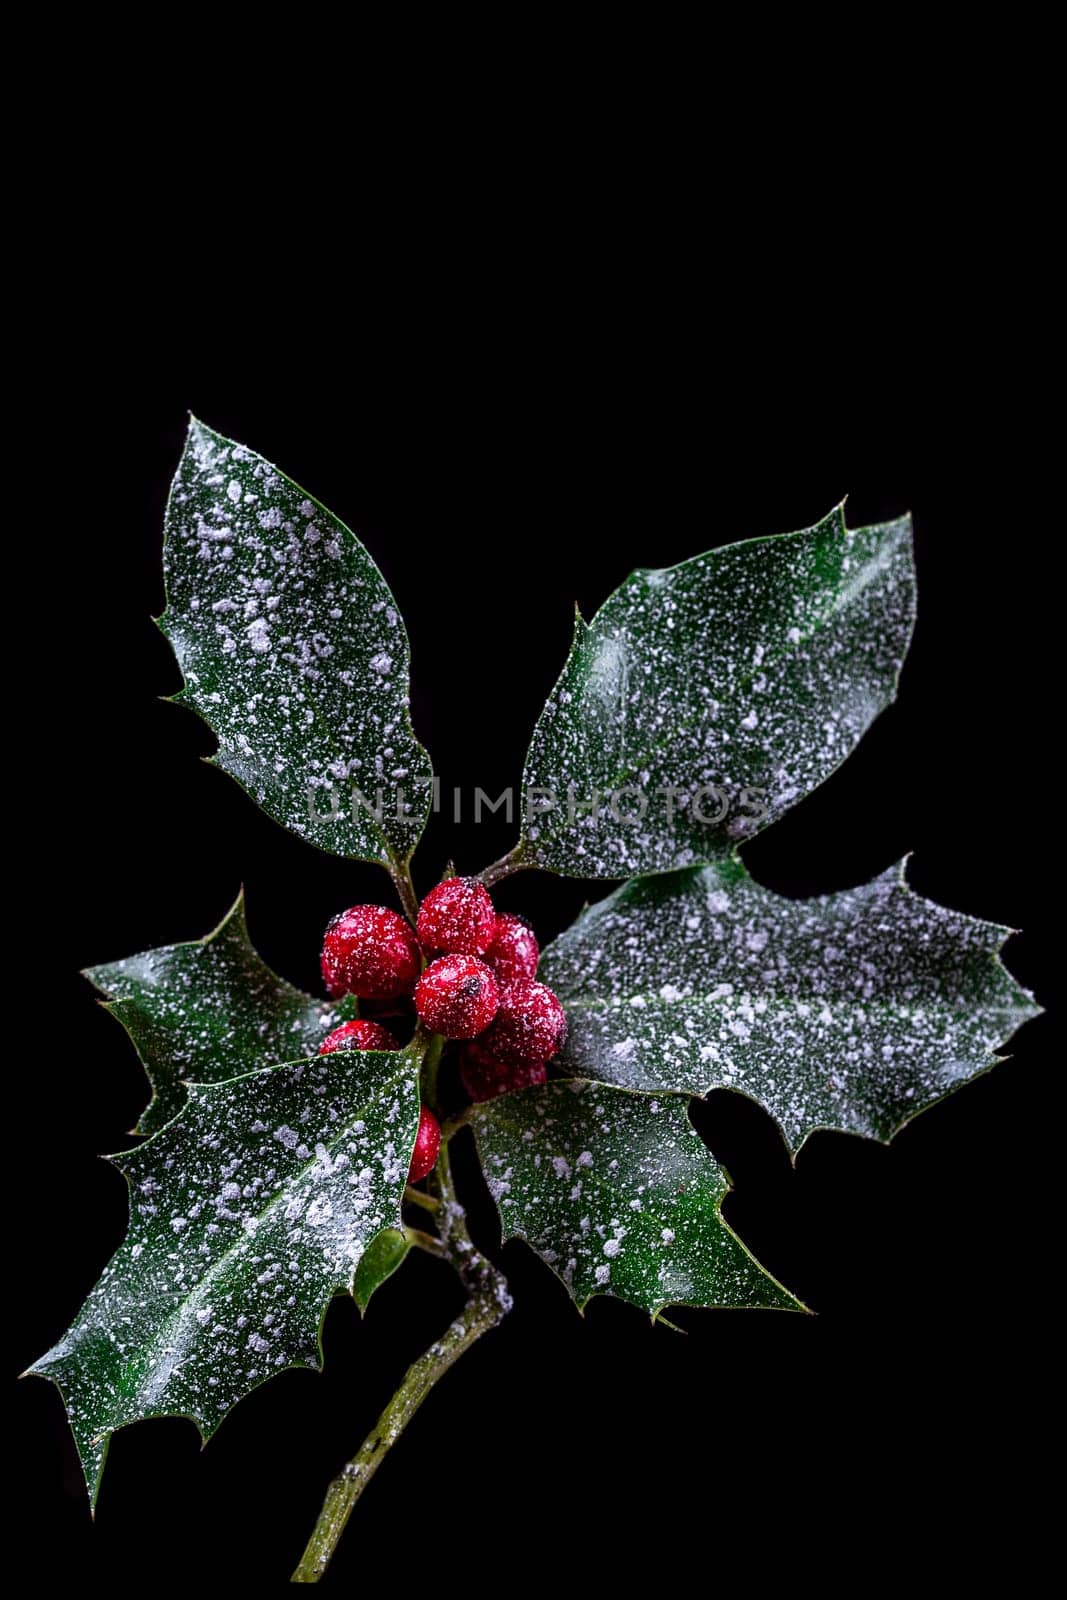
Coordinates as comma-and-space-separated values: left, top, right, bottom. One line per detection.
541, 860, 1040, 1152
28, 1050, 419, 1503
520, 506, 915, 876
472, 1082, 801, 1314
160, 418, 432, 865
86, 891, 358, 1134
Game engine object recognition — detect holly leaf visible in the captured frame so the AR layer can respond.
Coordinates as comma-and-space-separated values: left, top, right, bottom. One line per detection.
471, 1082, 801, 1314
519, 507, 914, 877
28, 1049, 419, 1503
85, 891, 356, 1136
160, 418, 432, 866
352, 1228, 410, 1313
541, 860, 1040, 1153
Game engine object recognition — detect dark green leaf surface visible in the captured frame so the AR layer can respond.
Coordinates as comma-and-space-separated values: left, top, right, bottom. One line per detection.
160, 419, 432, 865
29, 1050, 419, 1503
352, 1228, 410, 1312
471, 1082, 800, 1313
520, 507, 915, 876
86, 892, 356, 1135
542, 860, 1040, 1152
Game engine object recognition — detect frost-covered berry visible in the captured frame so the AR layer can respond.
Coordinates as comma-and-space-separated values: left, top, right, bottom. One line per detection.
484, 913, 539, 987
414, 954, 500, 1039
480, 981, 567, 1067
459, 1039, 548, 1103
408, 1106, 440, 1183
321, 905, 422, 1000
318, 1018, 399, 1054
417, 877, 496, 956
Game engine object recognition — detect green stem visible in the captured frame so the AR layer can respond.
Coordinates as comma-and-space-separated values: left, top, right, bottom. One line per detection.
439, 1107, 473, 1143
477, 845, 530, 887
292, 1142, 510, 1583
403, 1225, 445, 1256
388, 855, 420, 926
419, 1031, 445, 1113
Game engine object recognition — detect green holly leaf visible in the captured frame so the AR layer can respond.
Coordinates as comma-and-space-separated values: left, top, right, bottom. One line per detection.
519, 507, 915, 877
471, 1082, 801, 1314
352, 1228, 411, 1313
28, 1049, 419, 1504
85, 891, 358, 1135
160, 418, 432, 867
541, 860, 1040, 1153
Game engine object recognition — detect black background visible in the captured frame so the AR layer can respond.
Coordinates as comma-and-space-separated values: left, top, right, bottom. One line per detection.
13, 324, 1054, 1583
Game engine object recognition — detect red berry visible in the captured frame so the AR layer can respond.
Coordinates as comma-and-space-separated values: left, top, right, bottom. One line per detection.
459, 1039, 548, 1103
417, 877, 496, 956
414, 954, 500, 1039
321, 905, 421, 1000
318, 1018, 399, 1054
479, 981, 567, 1067
484, 913, 539, 986
408, 1106, 440, 1183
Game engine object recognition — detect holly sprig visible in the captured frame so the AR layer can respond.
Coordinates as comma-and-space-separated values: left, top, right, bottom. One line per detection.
29, 421, 1039, 1582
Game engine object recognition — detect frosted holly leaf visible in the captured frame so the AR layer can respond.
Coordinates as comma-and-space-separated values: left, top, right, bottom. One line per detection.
86, 891, 358, 1135
541, 859, 1041, 1154
28, 1049, 419, 1504
519, 506, 915, 877
160, 419, 432, 867
471, 1082, 801, 1314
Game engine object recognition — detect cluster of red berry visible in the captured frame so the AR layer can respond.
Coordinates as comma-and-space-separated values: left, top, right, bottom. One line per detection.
317, 878, 566, 1184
